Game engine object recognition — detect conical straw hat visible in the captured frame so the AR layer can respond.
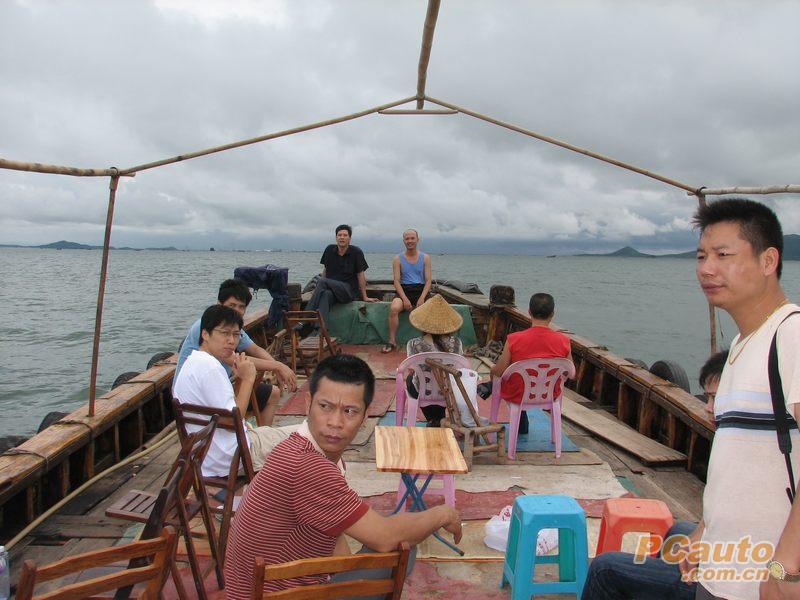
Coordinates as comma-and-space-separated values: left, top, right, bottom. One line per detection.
409, 294, 463, 335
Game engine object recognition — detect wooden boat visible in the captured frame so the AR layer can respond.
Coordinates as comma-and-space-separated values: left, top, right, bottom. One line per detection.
3, 280, 710, 596
0, 1, 795, 596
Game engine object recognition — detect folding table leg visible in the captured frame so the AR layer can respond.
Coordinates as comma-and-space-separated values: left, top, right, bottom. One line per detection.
400, 474, 464, 556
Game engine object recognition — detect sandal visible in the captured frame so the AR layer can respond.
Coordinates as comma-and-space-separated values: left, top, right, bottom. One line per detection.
381, 342, 397, 354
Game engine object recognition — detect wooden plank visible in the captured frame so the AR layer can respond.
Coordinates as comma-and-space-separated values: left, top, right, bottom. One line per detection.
31, 515, 131, 540
562, 390, 686, 466
432, 284, 490, 309
374, 426, 468, 474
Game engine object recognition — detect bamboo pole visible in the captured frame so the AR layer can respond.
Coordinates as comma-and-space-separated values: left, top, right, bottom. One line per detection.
119, 96, 416, 176
424, 96, 700, 194
688, 184, 800, 196
379, 109, 457, 115
0, 158, 133, 178
88, 175, 120, 417
416, 0, 441, 109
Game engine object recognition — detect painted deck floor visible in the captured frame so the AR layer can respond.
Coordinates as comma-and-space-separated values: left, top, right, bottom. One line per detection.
8, 345, 704, 598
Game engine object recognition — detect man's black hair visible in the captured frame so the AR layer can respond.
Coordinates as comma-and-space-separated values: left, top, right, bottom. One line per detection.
699, 349, 728, 389
529, 293, 555, 320
200, 304, 243, 344
218, 278, 252, 306
335, 224, 353, 237
309, 354, 375, 408
693, 198, 784, 278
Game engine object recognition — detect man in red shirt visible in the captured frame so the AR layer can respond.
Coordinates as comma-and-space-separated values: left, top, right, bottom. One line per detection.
224, 354, 462, 598
490, 293, 573, 435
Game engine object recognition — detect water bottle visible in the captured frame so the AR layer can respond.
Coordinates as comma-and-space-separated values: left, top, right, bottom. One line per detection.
0, 545, 9, 600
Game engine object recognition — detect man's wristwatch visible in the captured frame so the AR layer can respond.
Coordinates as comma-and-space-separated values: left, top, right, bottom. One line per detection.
767, 560, 800, 582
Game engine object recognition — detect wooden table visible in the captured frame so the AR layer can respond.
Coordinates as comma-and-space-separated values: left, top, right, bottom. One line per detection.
374, 426, 468, 555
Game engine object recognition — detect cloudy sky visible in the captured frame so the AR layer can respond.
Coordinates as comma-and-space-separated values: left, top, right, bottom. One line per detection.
1, 0, 798, 254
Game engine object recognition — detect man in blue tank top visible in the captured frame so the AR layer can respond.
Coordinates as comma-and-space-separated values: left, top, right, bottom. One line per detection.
383, 229, 432, 353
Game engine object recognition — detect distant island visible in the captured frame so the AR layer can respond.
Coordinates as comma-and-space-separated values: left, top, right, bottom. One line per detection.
0, 240, 179, 251
576, 234, 800, 260
2, 234, 799, 259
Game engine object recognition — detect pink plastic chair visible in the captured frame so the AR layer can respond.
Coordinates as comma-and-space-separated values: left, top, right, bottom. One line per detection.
395, 351, 471, 426
491, 358, 575, 460
394, 351, 470, 510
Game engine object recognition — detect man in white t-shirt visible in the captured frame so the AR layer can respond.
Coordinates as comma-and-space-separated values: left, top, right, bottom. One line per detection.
690, 198, 800, 599
173, 304, 299, 477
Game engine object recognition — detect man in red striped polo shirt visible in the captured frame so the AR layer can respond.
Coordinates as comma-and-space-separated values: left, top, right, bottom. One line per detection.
224, 354, 462, 598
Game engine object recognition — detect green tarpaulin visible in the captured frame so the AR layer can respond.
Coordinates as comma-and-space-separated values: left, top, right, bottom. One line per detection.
325, 301, 477, 346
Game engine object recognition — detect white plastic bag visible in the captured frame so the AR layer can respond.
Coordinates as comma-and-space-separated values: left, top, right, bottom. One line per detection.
449, 368, 483, 427
483, 505, 560, 555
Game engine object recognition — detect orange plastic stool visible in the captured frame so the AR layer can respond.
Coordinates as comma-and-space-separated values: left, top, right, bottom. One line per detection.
595, 498, 674, 556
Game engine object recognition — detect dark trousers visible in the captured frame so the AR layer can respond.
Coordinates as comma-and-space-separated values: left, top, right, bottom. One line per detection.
304, 277, 354, 328
329, 545, 417, 599
581, 521, 698, 600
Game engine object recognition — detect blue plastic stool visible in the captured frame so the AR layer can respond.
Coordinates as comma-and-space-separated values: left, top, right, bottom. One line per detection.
501, 494, 589, 599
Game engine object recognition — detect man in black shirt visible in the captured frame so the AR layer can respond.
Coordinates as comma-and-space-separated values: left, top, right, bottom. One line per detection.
305, 224, 377, 328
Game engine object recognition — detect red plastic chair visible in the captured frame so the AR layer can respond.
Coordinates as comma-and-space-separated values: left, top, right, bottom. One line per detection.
395, 351, 471, 426
596, 498, 674, 555
490, 358, 575, 459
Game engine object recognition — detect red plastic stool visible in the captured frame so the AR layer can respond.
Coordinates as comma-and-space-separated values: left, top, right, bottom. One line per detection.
595, 498, 674, 556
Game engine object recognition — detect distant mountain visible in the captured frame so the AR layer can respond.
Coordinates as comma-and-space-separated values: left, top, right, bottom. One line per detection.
39, 240, 102, 250
0, 240, 180, 251
609, 246, 653, 258
578, 245, 653, 258
579, 234, 800, 260
785, 234, 800, 260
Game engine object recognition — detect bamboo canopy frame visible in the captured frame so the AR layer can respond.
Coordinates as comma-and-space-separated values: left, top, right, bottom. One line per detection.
1, 0, 797, 416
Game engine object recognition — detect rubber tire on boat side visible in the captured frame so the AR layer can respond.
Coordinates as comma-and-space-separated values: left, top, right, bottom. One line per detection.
624, 357, 649, 369
112, 371, 141, 389
147, 352, 174, 370
649, 359, 691, 393
37, 411, 68, 433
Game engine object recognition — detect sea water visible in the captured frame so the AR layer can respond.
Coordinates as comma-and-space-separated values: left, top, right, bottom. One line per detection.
1, 247, 798, 437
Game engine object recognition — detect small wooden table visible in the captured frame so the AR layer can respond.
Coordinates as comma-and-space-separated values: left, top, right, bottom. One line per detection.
374, 426, 469, 555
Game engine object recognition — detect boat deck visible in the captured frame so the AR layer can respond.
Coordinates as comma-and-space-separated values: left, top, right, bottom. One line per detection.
8, 344, 703, 598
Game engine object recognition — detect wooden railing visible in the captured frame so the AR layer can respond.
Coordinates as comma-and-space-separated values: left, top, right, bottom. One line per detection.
0, 307, 271, 541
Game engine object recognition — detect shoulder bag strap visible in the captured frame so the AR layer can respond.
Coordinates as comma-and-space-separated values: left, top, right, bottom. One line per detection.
768, 310, 800, 504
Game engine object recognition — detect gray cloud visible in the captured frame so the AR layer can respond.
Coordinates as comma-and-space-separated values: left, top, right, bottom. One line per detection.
1, 0, 798, 253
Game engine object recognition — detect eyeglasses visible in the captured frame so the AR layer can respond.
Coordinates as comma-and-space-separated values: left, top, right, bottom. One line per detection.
213, 328, 242, 341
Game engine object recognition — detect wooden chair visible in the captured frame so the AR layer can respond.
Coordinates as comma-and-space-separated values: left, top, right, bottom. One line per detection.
235, 370, 268, 426
253, 543, 411, 599
172, 399, 255, 569
106, 418, 223, 599
284, 310, 339, 377
16, 526, 177, 600
426, 358, 506, 469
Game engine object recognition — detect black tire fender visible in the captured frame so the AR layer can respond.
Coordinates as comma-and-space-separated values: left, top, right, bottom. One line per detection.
147, 352, 175, 370
112, 371, 141, 389
37, 411, 68, 433
649, 360, 691, 393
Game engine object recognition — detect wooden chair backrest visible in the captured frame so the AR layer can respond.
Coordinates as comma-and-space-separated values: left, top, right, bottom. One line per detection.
16, 527, 177, 600
253, 543, 411, 600
172, 398, 255, 481
285, 310, 337, 348
425, 358, 483, 428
